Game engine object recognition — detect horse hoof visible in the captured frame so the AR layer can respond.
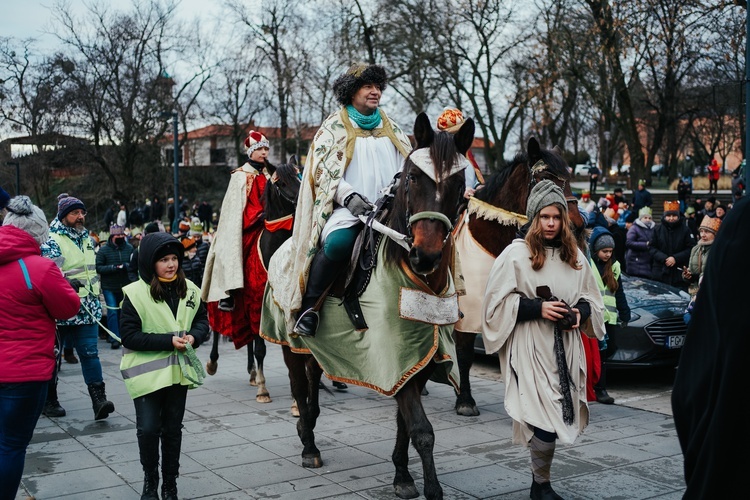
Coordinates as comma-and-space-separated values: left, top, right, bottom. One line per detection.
302, 455, 322, 468
291, 402, 300, 417
256, 394, 272, 404
394, 483, 419, 499
455, 404, 480, 417
206, 361, 217, 376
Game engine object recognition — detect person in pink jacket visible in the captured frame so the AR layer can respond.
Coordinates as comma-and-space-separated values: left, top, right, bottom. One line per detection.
0, 196, 80, 500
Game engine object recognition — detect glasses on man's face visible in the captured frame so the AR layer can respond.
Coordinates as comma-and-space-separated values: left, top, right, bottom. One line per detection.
68, 209, 87, 217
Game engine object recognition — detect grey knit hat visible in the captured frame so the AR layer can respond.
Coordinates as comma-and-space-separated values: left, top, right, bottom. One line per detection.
526, 180, 567, 221
592, 233, 616, 253
3, 195, 49, 245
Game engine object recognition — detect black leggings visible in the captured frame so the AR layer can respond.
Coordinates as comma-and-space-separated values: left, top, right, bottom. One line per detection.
134, 384, 188, 475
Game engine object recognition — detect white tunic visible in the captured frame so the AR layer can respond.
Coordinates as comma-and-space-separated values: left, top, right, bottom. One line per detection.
481, 239, 605, 445
321, 121, 404, 241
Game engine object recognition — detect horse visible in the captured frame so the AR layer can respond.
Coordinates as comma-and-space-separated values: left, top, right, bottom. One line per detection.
451, 137, 586, 416
260, 112, 474, 500
204, 158, 301, 403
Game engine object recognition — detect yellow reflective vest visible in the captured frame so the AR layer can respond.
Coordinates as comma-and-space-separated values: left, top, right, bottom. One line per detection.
119, 279, 201, 399
50, 232, 100, 298
590, 258, 620, 325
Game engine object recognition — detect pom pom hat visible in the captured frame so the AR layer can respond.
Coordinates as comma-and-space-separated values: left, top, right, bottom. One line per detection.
57, 193, 86, 220
2, 195, 49, 245
245, 130, 269, 157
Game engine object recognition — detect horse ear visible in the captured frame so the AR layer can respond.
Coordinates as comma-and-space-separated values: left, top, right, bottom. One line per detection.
527, 137, 542, 162
413, 112, 434, 149
453, 118, 475, 155
552, 145, 563, 156
265, 159, 277, 176
288, 154, 298, 166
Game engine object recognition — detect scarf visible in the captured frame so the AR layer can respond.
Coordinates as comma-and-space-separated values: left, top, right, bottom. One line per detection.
346, 105, 382, 130
554, 323, 575, 425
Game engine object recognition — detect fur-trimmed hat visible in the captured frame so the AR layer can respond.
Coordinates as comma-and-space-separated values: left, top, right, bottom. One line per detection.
526, 180, 567, 221
332, 63, 388, 107
3, 195, 49, 245
699, 216, 721, 234
663, 200, 680, 215
57, 193, 86, 220
436, 108, 466, 134
245, 130, 269, 157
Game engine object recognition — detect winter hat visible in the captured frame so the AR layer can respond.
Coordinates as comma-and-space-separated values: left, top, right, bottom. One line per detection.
2, 195, 49, 245
638, 179, 647, 187
581, 190, 590, 201
245, 130, 270, 157
109, 224, 126, 236
526, 180, 567, 221
663, 200, 680, 216
332, 63, 388, 107
699, 216, 721, 234
178, 219, 190, 232
591, 228, 616, 253
57, 193, 86, 220
144, 222, 160, 234
684, 206, 696, 216
153, 239, 183, 264
189, 217, 203, 237
0, 185, 10, 210
638, 206, 652, 218
181, 236, 197, 251
436, 108, 467, 134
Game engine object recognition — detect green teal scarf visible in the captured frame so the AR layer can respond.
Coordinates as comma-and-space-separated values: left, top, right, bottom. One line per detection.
346, 105, 382, 130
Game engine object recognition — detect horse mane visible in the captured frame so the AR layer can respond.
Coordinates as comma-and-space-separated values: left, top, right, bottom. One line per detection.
473, 153, 524, 203
262, 162, 299, 207
384, 132, 461, 266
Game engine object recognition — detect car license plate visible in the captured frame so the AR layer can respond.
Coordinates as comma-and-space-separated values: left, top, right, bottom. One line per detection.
668, 335, 685, 348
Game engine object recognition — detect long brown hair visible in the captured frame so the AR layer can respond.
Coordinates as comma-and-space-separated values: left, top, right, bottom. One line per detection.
598, 253, 618, 292
149, 268, 187, 302
525, 203, 582, 271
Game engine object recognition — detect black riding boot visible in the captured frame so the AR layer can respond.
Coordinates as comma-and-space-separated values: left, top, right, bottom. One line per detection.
594, 362, 614, 405
293, 250, 341, 338
43, 379, 66, 417
87, 381, 115, 420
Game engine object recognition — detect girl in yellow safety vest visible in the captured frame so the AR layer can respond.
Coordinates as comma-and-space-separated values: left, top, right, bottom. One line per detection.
119, 232, 208, 500
589, 226, 631, 405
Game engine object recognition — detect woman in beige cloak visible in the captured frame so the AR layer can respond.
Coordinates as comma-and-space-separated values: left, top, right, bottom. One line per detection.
481, 180, 605, 500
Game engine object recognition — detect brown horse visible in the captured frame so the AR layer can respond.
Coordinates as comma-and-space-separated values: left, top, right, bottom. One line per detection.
452, 138, 585, 416
262, 113, 474, 500
204, 158, 301, 403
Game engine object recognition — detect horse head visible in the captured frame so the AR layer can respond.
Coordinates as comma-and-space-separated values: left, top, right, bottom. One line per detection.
263, 155, 301, 220
526, 137, 586, 233
386, 112, 473, 278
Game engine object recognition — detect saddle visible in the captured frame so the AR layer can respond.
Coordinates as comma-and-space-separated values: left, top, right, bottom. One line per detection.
328, 175, 400, 330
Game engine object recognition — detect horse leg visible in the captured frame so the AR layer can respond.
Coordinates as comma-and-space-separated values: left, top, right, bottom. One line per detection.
206, 329, 219, 375
254, 337, 271, 403
392, 407, 419, 499
282, 347, 322, 468
453, 330, 480, 416
248, 341, 257, 386
393, 367, 443, 500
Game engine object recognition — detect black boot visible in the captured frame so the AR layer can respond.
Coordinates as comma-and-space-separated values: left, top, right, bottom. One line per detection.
594, 362, 614, 405
530, 480, 563, 500
87, 381, 115, 420
293, 250, 341, 338
161, 475, 178, 500
141, 469, 160, 500
42, 380, 66, 417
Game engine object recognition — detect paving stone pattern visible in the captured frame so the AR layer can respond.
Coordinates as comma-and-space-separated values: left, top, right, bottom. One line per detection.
16, 334, 686, 499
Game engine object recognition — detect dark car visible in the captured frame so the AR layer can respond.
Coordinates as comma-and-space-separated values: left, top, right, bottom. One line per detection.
474, 274, 691, 368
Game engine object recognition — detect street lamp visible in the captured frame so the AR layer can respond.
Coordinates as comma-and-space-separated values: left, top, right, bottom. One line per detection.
5, 161, 20, 195
603, 131, 611, 175
160, 111, 179, 224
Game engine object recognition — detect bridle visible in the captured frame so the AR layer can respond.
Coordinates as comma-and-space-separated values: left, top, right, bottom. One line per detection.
529, 159, 578, 207
269, 171, 299, 207
403, 166, 465, 249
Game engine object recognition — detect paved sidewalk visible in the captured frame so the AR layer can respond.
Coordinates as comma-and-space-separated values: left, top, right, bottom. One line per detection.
16, 335, 686, 499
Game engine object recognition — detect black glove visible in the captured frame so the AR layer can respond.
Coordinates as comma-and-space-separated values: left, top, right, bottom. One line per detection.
343, 192, 372, 217
68, 278, 84, 291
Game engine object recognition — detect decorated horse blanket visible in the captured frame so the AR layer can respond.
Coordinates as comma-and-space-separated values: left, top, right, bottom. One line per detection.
261, 238, 460, 396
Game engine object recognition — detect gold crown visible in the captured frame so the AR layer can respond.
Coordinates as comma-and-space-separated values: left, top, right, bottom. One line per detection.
663, 200, 680, 213
699, 216, 721, 234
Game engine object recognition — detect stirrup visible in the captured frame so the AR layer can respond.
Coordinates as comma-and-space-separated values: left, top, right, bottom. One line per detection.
293, 308, 319, 338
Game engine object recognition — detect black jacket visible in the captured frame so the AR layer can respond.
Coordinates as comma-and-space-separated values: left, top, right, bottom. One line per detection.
649, 218, 695, 288
96, 239, 135, 290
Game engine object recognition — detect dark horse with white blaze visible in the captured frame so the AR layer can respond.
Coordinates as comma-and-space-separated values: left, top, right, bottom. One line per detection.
204, 158, 301, 402
260, 113, 474, 500
451, 138, 586, 416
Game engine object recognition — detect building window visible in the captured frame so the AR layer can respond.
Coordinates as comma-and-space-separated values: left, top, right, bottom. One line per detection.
164, 149, 183, 164
210, 148, 227, 165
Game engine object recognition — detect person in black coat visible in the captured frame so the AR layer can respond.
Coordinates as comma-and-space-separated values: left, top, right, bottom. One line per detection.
671, 196, 750, 499
649, 201, 695, 290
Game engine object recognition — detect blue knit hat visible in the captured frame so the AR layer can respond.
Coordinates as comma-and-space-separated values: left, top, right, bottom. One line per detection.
57, 193, 86, 220
0, 185, 10, 210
